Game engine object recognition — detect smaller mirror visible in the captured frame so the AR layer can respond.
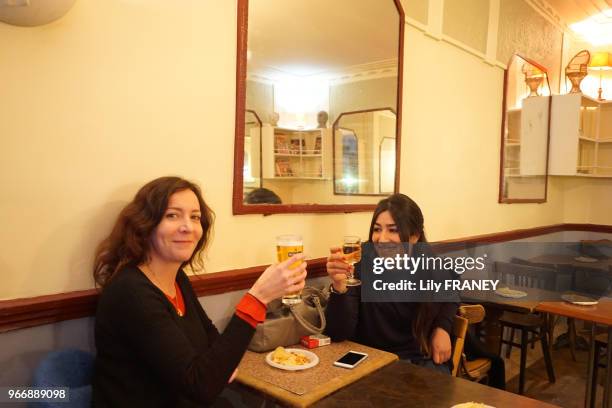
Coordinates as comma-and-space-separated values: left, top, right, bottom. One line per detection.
334, 108, 396, 195
499, 54, 551, 203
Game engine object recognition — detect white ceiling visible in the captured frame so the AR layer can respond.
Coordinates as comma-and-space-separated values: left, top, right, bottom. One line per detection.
247, 0, 400, 80
545, 0, 610, 25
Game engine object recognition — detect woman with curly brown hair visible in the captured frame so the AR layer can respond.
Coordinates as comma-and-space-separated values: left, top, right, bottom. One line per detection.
92, 176, 306, 407
324, 193, 458, 374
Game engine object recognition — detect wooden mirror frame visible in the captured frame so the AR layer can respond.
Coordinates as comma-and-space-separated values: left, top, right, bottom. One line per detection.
232, 0, 405, 215
498, 53, 552, 204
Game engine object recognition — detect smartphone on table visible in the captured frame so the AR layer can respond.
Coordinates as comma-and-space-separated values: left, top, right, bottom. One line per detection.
333, 350, 368, 369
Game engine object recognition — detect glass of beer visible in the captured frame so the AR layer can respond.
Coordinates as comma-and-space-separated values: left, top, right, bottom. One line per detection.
343, 236, 362, 286
276, 234, 304, 305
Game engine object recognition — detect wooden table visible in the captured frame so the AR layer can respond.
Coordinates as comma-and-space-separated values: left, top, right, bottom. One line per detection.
313, 360, 558, 407
235, 341, 398, 407
536, 299, 612, 408
461, 286, 560, 314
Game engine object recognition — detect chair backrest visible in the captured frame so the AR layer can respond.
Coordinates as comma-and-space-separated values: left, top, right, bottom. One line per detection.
451, 304, 486, 376
572, 265, 612, 297
458, 304, 486, 324
494, 261, 557, 290
510, 257, 577, 291
32, 349, 94, 408
452, 314, 468, 377
510, 257, 554, 270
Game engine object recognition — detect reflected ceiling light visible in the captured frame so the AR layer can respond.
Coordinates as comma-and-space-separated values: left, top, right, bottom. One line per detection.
570, 9, 612, 46
275, 77, 329, 127
340, 176, 359, 187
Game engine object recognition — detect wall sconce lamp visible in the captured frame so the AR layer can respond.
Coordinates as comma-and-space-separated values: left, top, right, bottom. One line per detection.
566, 50, 590, 93
589, 51, 612, 101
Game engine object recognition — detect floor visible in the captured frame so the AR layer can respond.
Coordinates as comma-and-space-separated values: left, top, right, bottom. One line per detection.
501, 324, 606, 407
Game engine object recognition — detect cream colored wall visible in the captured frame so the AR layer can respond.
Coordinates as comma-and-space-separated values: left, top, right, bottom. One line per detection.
560, 178, 612, 225
401, 28, 565, 240
497, 0, 563, 93
0, 0, 609, 300
442, 0, 489, 53
329, 77, 398, 125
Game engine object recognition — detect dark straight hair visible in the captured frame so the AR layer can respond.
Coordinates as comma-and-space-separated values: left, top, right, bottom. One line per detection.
368, 193, 427, 243
368, 193, 436, 356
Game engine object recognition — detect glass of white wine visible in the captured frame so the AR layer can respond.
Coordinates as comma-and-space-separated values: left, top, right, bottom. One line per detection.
343, 236, 362, 286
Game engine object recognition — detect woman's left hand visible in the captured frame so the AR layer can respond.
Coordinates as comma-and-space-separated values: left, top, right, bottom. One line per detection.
430, 327, 452, 364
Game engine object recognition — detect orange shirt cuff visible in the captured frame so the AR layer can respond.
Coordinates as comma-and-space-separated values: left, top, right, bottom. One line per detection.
235, 293, 267, 328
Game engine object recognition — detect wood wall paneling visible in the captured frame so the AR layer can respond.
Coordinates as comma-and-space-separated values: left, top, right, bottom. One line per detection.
1, 224, 611, 334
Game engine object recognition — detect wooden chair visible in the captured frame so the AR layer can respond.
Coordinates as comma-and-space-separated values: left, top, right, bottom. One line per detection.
452, 304, 490, 382
495, 261, 556, 394
511, 258, 574, 359
452, 314, 468, 377
572, 265, 612, 298
589, 332, 608, 408
457, 305, 491, 383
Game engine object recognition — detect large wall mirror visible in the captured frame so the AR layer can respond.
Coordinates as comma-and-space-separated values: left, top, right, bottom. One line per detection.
499, 54, 551, 203
233, 0, 404, 214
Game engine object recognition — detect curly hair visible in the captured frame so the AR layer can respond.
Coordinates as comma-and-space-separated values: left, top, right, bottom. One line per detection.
93, 177, 214, 288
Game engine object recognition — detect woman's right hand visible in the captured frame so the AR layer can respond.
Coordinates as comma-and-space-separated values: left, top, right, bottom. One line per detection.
248, 254, 307, 305
327, 247, 350, 294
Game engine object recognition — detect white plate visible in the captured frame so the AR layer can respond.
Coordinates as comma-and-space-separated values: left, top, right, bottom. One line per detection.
574, 256, 598, 263
265, 348, 319, 371
495, 288, 527, 298
451, 403, 495, 408
561, 293, 599, 306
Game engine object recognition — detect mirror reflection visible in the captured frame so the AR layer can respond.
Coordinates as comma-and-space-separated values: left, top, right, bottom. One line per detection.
500, 54, 551, 203
240, 0, 402, 207
334, 108, 396, 195
244, 110, 262, 194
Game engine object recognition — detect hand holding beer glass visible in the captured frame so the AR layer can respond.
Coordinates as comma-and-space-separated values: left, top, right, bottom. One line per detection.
276, 234, 305, 305
342, 236, 362, 286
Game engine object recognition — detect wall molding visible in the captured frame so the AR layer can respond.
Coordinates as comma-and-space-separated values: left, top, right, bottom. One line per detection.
1, 223, 610, 334
405, 0, 575, 72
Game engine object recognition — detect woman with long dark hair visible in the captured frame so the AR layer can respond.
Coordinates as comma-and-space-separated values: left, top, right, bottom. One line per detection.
92, 176, 306, 407
325, 193, 458, 373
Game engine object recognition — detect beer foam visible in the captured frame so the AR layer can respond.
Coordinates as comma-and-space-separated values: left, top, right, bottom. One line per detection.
278, 241, 303, 247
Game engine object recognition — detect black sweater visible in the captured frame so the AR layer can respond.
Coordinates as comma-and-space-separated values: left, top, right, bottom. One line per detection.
325, 256, 458, 361
92, 266, 255, 407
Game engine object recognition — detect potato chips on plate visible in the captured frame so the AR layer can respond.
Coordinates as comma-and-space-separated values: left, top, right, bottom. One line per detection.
266, 347, 319, 371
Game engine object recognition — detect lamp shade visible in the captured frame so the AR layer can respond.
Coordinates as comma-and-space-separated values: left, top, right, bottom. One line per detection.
589, 52, 612, 70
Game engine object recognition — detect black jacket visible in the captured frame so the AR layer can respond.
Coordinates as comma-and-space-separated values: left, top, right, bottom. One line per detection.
325, 244, 458, 361
93, 266, 254, 407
